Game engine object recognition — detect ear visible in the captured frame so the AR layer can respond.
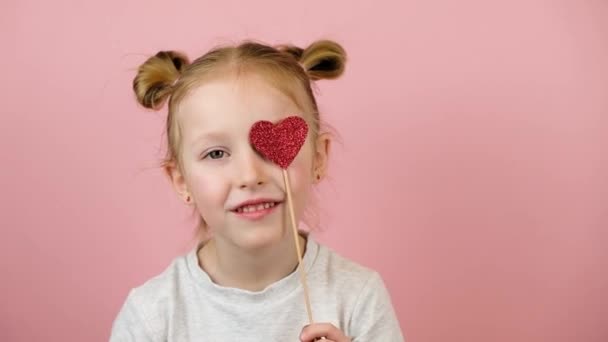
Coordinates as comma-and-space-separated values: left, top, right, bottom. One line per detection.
164, 160, 191, 204
312, 132, 331, 182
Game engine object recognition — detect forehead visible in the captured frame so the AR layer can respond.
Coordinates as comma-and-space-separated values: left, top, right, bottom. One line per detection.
176, 73, 306, 141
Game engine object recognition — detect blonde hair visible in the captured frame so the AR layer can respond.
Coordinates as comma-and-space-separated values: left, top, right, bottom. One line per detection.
132, 39, 347, 241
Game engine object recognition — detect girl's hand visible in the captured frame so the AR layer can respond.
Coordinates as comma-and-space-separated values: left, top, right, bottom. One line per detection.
299, 323, 351, 342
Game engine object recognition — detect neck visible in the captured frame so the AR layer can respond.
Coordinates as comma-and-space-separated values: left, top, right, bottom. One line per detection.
198, 231, 308, 292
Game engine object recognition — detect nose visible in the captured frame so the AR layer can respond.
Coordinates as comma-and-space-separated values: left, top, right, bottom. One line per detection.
236, 147, 268, 189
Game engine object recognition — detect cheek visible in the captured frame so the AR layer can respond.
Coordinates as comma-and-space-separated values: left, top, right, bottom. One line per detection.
188, 172, 229, 208
287, 152, 314, 204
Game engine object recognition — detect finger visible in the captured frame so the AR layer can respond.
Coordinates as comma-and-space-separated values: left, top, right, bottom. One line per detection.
300, 323, 345, 341
308, 338, 335, 342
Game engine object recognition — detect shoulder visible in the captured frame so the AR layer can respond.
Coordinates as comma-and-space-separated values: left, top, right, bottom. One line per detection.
129, 253, 190, 303
314, 240, 380, 286
311, 240, 387, 309
110, 252, 192, 341
312, 241, 405, 341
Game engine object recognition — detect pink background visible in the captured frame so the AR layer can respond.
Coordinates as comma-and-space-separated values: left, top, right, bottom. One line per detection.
1, 0, 607, 341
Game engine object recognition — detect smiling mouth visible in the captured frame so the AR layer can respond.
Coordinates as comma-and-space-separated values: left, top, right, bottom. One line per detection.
234, 201, 279, 213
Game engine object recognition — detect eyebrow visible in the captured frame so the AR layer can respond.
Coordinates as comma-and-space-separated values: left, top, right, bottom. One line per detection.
190, 132, 228, 147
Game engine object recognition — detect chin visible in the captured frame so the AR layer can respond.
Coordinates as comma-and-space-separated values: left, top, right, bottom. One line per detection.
232, 227, 285, 251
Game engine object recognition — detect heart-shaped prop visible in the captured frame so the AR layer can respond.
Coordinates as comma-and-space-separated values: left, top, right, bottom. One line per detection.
248, 115, 317, 326
249, 116, 308, 169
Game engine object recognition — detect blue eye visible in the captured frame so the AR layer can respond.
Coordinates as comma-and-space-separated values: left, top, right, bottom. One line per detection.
203, 149, 228, 160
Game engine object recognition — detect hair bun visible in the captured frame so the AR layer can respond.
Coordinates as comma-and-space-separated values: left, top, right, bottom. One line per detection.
299, 40, 347, 80
133, 50, 190, 110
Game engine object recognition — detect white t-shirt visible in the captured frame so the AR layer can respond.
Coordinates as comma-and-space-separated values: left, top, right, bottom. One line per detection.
110, 234, 405, 341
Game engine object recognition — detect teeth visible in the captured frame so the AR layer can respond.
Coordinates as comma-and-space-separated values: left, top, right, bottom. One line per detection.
237, 202, 276, 213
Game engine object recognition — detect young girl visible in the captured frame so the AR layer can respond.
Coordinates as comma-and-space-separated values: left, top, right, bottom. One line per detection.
110, 39, 404, 342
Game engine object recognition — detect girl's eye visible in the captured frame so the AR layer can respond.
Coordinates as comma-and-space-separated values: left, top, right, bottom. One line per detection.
204, 149, 228, 160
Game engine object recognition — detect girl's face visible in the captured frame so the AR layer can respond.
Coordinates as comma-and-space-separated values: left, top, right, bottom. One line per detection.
167, 72, 329, 251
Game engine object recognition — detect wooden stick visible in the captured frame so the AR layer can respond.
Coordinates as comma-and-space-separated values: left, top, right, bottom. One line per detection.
283, 169, 315, 324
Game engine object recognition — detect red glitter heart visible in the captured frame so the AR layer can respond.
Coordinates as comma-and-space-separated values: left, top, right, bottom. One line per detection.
249, 116, 309, 169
